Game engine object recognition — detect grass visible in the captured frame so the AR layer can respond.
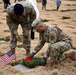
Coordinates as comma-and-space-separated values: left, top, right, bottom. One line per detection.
1, 18, 6, 20
72, 20, 76, 22
2, 11, 7, 12
41, 19, 49, 22
61, 9, 76, 12
41, 52, 44, 56
3, 30, 10, 32
73, 32, 76, 34
66, 4, 71, 6
72, 4, 76, 6
53, 24, 58, 26
66, 4, 76, 6
0, 52, 4, 56
0, 38, 4, 40
63, 22, 69, 24
74, 64, 76, 68
0, 22, 2, 24
72, 47, 76, 50
0, 36, 10, 42
0, 2, 2, 4
66, 26, 75, 29
49, 19, 54, 21
62, 16, 70, 19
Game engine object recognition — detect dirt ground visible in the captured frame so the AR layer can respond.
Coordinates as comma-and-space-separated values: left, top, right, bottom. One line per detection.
0, 0, 76, 75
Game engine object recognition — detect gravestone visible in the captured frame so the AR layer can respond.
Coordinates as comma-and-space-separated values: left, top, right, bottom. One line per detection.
14, 64, 31, 72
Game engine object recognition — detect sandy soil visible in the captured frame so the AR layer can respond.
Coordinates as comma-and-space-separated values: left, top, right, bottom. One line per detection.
0, 0, 76, 75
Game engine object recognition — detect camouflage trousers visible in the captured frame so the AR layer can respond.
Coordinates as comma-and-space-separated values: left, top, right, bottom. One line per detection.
44, 41, 72, 64
7, 22, 31, 51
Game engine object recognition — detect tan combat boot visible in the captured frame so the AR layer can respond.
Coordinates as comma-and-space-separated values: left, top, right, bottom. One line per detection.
64, 49, 76, 61
26, 50, 30, 56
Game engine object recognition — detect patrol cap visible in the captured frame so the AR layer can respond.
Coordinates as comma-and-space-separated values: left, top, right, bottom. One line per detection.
14, 4, 24, 16
32, 19, 42, 30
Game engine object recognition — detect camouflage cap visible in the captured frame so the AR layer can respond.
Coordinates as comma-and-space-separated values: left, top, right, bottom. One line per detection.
32, 19, 42, 30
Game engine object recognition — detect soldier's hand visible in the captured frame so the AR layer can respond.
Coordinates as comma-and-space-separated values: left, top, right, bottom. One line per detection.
26, 52, 35, 62
40, 57, 47, 66
28, 52, 35, 58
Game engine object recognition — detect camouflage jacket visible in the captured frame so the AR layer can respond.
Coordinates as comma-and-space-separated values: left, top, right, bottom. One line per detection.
34, 25, 72, 53
6, 2, 36, 24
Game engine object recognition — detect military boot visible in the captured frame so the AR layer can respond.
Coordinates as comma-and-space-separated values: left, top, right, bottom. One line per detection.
26, 50, 30, 56
64, 50, 76, 61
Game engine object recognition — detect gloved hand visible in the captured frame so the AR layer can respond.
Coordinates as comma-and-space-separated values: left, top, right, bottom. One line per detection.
28, 52, 35, 58
40, 57, 47, 66
26, 52, 35, 62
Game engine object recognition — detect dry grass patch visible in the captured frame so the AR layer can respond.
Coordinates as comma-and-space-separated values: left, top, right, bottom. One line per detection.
62, 16, 70, 19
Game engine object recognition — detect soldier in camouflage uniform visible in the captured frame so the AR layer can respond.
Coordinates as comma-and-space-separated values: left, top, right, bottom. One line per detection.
26, 19, 74, 66
6, 2, 36, 55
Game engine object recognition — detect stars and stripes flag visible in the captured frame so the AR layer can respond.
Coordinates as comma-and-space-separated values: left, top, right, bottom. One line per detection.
0, 50, 16, 65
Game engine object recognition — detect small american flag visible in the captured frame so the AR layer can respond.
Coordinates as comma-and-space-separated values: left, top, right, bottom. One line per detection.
0, 50, 16, 65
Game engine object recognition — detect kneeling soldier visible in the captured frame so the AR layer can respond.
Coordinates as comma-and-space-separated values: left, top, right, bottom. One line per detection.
27, 19, 75, 66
